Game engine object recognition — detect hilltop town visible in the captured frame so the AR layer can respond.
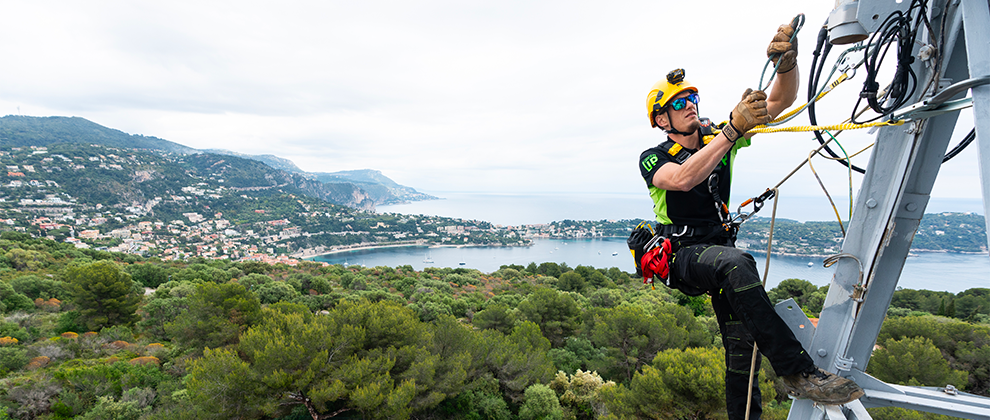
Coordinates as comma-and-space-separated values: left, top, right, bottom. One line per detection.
3, 143, 986, 264
0, 144, 637, 264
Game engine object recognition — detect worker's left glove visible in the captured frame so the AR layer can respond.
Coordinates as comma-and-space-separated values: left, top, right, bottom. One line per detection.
767, 22, 799, 74
723, 89, 772, 143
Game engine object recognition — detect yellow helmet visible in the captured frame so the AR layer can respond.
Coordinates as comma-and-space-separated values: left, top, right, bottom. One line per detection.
646, 68, 699, 127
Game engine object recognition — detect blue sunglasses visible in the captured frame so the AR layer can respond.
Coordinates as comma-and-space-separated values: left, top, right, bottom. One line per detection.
669, 93, 699, 111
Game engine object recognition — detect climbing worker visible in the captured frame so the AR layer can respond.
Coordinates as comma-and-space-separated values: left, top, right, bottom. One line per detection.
637, 21, 864, 419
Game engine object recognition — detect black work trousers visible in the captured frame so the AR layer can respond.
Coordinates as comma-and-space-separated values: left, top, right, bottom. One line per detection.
669, 242, 815, 420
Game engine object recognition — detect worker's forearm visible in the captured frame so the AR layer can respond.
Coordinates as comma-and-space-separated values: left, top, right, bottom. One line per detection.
656, 135, 733, 191
767, 68, 800, 118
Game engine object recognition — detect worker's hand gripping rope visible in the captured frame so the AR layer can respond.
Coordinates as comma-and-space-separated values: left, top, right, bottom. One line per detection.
760, 14, 805, 89
767, 19, 800, 74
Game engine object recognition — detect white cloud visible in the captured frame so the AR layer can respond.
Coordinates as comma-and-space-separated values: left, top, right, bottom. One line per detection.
0, 0, 980, 203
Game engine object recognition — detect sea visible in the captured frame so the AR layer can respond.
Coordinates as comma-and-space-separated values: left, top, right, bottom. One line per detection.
309, 192, 989, 294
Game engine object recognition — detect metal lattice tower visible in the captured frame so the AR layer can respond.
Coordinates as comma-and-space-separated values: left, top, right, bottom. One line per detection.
778, 0, 990, 419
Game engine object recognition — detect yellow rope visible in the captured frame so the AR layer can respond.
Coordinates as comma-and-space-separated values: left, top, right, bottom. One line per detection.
751, 119, 903, 134
767, 73, 849, 124
807, 150, 847, 236
702, 119, 904, 143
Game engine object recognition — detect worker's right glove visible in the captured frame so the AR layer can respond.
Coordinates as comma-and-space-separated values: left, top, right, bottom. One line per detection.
767, 22, 799, 73
722, 89, 772, 143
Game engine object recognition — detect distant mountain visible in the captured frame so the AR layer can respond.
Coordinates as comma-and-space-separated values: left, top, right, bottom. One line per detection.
315, 169, 402, 187
181, 153, 375, 211
197, 153, 436, 205
0, 142, 374, 211
309, 170, 437, 204
201, 149, 304, 173
0, 115, 196, 154
1, 115, 436, 205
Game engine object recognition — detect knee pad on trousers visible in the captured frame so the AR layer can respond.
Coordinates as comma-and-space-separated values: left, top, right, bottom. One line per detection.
723, 320, 760, 374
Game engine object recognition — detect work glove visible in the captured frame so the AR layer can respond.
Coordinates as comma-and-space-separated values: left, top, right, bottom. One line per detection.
767, 22, 799, 74
722, 89, 772, 143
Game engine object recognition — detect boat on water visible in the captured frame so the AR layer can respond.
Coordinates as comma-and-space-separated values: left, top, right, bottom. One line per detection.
611, 251, 619, 256
808, 262, 814, 267
423, 252, 434, 263
458, 261, 466, 266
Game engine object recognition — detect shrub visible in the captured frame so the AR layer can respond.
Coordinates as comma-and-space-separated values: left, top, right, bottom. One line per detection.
2, 375, 61, 418
56, 311, 85, 334
518, 384, 563, 420
11, 274, 68, 300
549, 370, 614, 419
129, 356, 160, 366
237, 273, 273, 291
35, 298, 62, 312
0, 321, 29, 342
106, 341, 131, 350
0, 281, 34, 313
255, 281, 300, 304
76, 396, 144, 420
35, 343, 74, 362
309, 276, 333, 294
0, 346, 29, 374
26, 356, 51, 370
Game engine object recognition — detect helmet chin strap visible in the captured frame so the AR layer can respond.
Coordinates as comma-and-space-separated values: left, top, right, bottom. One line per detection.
664, 108, 698, 137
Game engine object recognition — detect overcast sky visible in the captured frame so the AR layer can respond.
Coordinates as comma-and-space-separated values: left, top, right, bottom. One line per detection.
0, 0, 981, 205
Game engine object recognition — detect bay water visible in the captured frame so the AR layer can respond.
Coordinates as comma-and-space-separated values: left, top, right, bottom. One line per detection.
311, 238, 988, 294
378, 192, 987, 226
320, 192, 990, 294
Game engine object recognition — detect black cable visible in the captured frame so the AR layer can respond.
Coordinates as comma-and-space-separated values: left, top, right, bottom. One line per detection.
943, 129, 976, 163
807, 24, 867, 174
854, 0, 931, 123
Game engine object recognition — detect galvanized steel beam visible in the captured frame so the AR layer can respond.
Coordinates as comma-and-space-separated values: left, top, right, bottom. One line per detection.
785, 0, 990, 419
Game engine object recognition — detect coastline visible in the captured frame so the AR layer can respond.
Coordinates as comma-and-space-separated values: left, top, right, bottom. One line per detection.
295, 235, 988, 261
744, 248, 989, 259
297, 240, 531, 260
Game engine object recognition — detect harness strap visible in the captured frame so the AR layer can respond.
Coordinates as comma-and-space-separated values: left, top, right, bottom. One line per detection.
658, 117, 715, 164
657, 223, 733, 239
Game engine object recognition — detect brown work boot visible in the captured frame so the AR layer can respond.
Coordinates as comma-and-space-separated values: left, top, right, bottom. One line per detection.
781, 367, 865, 405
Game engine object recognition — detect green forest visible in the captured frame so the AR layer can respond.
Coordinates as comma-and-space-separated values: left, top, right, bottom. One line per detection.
1, 232, 988, 420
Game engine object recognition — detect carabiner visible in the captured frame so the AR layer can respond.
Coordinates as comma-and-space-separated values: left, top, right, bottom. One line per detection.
732, 189, 776, 225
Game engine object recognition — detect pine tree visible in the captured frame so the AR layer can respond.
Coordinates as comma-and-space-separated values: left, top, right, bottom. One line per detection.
65, 260, 141, 330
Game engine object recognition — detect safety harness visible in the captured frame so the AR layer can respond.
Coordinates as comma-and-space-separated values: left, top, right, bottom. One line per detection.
631, 119, 777, 286
655, 117, 739, 239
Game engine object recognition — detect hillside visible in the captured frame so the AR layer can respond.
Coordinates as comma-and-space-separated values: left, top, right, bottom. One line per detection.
0, 143, 523, 260
0, 233, 987, 419
0, 143, 374, 211
309, 169, 436, 204
0, 115, 196, 154
735, 213, 988, 255
1, 116, 437, 205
